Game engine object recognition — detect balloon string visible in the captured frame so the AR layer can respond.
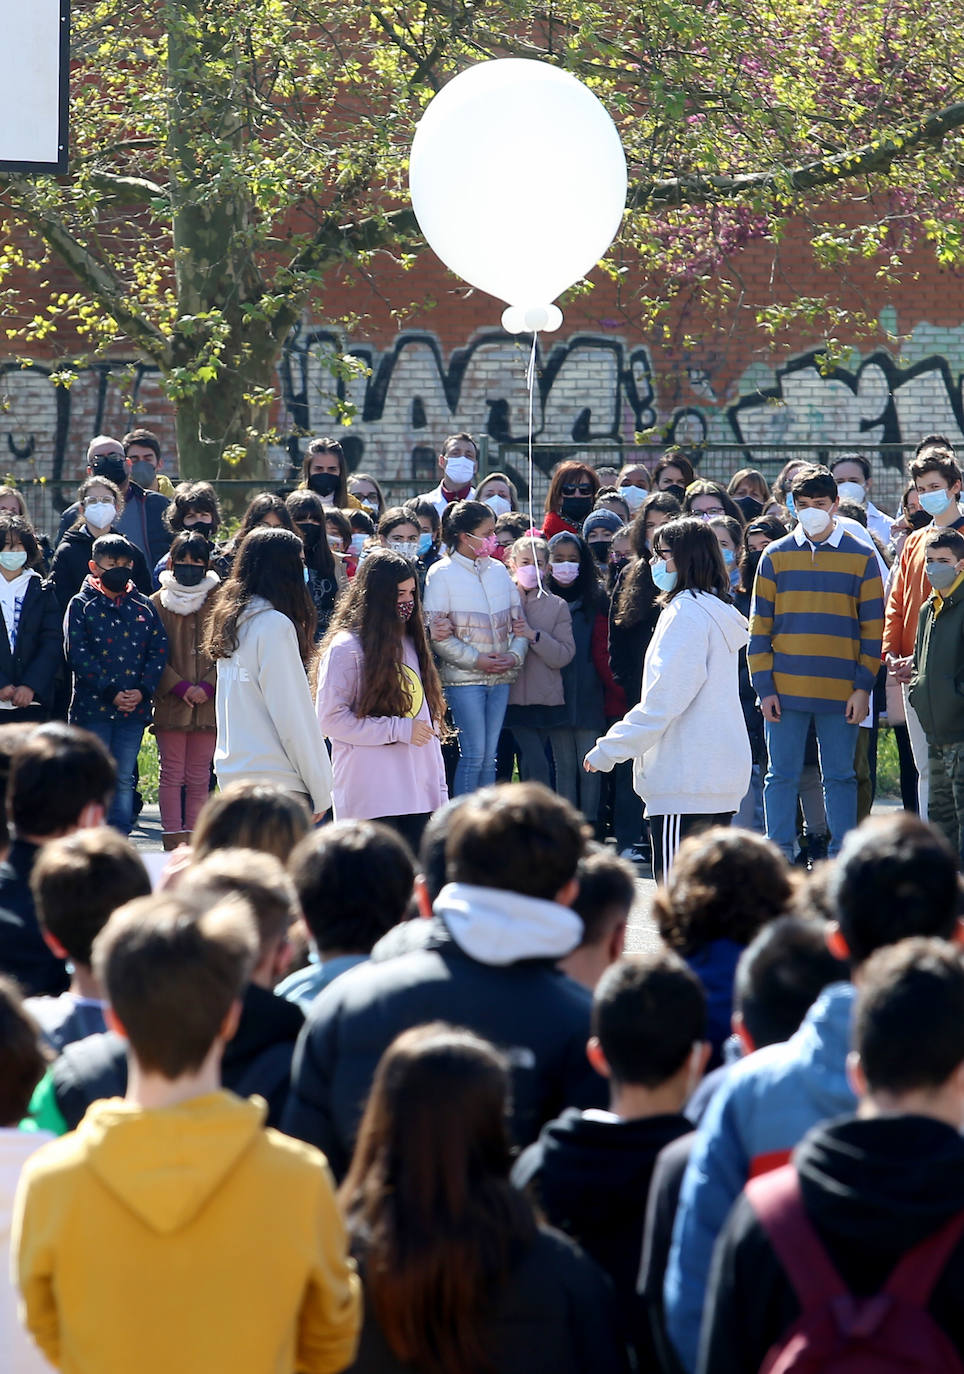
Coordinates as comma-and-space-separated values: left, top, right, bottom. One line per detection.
526, 332, 544, 595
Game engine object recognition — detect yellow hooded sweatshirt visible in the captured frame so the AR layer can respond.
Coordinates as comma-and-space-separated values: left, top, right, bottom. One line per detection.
11, 1091, 361, 1374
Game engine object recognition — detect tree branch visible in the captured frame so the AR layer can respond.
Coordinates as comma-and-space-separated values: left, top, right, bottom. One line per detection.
630, 99, 964, 208
85, 171, 169, 206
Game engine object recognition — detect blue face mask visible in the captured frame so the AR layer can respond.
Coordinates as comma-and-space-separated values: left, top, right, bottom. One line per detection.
721, 547, 736, 567
303, 566, 310, 584
651, 558, 678, 593
920, 488, 953, 518
785, 492, 796, 518
416, 531, 434, 557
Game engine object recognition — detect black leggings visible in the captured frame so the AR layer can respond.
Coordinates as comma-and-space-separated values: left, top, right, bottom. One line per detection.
649, 812, 734, 883
371, 812, 431, 855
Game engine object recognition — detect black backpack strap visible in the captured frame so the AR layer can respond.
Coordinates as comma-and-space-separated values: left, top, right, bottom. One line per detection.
746, 1165, 850, 1312
885, 1209, 964, 1307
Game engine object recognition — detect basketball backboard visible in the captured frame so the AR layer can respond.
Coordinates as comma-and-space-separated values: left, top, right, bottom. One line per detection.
0, 0, 69, 174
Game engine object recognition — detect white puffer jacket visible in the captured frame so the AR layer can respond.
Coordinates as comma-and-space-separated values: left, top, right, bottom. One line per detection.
423, 551, 529, 686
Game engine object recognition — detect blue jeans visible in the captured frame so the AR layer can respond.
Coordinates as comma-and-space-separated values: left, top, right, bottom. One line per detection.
764, 709, 858, 861
84, 717, 146, 835
448, 684, 511, 796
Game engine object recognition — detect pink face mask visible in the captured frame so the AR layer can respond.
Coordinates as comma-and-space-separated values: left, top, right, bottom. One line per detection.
515, 563, 541, 590
470, 532, 500, 560
551, 561, 580, 585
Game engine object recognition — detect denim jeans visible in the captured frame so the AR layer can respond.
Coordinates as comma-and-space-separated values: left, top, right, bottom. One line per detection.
447, 684, 511, 796
84, 717, 147, 835
764, 709, 858, 861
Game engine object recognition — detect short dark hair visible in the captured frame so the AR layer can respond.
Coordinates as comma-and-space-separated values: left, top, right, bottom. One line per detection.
446, 782, 590, 901
856, 938, 964, 1095
830, 453, 871, 482
0, 513, 43, 571
31, 830, 151, 966
442, 431, 479, 461
179, 848, 299, 958
168, 530, 212, 565
418, 796, 473, 902
9, 723, 116, 838
0, 977, 47, 1125
191, 781, 311, 864
91, 532, 136, 565
830, 814, 960, 964
572, 848, 636, 946
0, 722, 37, 852
790, 464, 837, 502
123, 428, 161, 461
653, 827, 793, 957
734, 916, 847, 1048
592, 952, 706, 1087
290, 820, 415, 955
166, 480, 221, 535
926, 527, 964, 559
93, 893, 258, 1079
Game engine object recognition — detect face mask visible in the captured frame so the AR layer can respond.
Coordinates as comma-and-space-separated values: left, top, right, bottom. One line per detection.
515, 563, 541, 590
611, 555, 629, 581
129, 459, 156, 488
349, 533, 368, 557
397, 600, 415, 621
484, 494, 512, 517
184, 519, 213, 534
297, 522, 321, 553
416, 532, 434, 557
172, 563, 206, 588
920, 488, 954, 517
551, 561, 580, 585
664, 483, 686, 502
469, 531, 499, 560
836, 481, 866, 505
651, 559, 678, 593
798, 505, 832, 538
589, 540, 611, 565
303, 566, 310, 584
907, 509, 931, 530
0, 550, 27, 572
926, 560, 960, 591
721, 547, 736, 567
561, 495, 593, 523
307, 472, 339, 499
785, 492, 796, 518
360, 498, 379, 514
619, 484, 647, 511
90, 457, 127, 486
85, 501, 117, 529
390, 540, 419, 560
99, 565, 130, 594
444, 455, 475, 487
744, 550, 763, 584
734, 494, 764, 522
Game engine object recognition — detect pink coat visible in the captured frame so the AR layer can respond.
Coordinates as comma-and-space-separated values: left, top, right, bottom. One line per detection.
315, 630, 448, 820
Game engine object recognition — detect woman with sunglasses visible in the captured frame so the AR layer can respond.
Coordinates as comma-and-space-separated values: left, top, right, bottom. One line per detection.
542, 461, 602, 541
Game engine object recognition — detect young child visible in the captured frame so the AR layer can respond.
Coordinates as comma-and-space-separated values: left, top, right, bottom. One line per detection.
12, 890, 362, 1374
0, 978, 51, 1374
149, 530, 220, 848
25, 829, 151, 1052
908, 525, 964, 861
64, 534, 167, 834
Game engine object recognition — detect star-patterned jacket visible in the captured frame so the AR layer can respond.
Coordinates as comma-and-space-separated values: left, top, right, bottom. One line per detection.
65, 576, 168, 724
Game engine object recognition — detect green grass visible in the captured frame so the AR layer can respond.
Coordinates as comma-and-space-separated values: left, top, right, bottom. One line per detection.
876, 726, 901, 799
137, 732, 160, 805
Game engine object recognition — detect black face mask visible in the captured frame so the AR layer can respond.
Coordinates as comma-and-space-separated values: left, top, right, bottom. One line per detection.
663, 482, 687, 502
561, 495, 593, 523
307, 472, 339, 498
91, 457, 128, 487
588, 540, 611, 565
173, 563, 206, 588
734, 495, 764, 522
907, 508, 932, 531
184, 519, 214, 535
743, 550, 763, 585
99, 565, 131, 594
297, 522, 322, 553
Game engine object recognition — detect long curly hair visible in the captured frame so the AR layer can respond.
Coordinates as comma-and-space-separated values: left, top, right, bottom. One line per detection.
205, 527, 316, 666
320, 548, 450, 732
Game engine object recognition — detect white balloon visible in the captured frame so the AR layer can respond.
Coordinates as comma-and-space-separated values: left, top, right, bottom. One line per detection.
410, 60, 626, 325
502, 303, 563, 334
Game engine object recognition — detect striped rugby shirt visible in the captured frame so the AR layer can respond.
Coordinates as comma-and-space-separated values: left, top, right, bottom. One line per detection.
748, 523, 884, 713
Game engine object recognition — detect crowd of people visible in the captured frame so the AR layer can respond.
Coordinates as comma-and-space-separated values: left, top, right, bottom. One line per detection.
0, 424, 964, 1370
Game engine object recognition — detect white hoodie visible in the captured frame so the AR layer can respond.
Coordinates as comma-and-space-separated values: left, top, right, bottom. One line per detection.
214, 596, 333, 812
586, 590, 751, 816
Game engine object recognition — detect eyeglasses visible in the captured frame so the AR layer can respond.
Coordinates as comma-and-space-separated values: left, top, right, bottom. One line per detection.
694, 507, 725, 519
561, 483, 594, 496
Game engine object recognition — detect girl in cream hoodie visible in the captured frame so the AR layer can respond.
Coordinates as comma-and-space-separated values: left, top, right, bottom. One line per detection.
585, 517, 751, 880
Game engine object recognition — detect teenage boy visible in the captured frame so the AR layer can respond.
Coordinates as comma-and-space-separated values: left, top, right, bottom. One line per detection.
828, 451, 892, 546
749, 463, 884, 862
558, 846, 634, 991
909, 525, 964, 860
423, 431, 479, 514
0, 723, 115, 997
12, 891, 362, 1374
664, 812, 961, 1373
26, 829, 151, 1050
65, 533, 167, 834
283, 781, 606, 1177
123, 427, 175, 498
512, 951, 707, 1355
699, 938, 964, 1372
884, 435, 964, 816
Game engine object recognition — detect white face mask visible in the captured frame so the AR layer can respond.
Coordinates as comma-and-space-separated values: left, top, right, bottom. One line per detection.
798, 505, 832, 538
85, 501, 117, 529
619, 484, 647, 511
359, 497, 379, 514
836, 481, 866, 505
444, 455, 475, 487
389, 540, 420, 560
484, 494, 512, 517
551, 561, 580, 585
